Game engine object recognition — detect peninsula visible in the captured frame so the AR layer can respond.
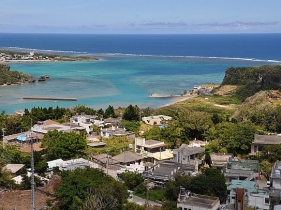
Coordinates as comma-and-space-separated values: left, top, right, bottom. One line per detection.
0, 50, 99, 62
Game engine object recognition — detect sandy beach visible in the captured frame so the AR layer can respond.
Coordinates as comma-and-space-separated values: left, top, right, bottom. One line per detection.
161, 94, 198, 107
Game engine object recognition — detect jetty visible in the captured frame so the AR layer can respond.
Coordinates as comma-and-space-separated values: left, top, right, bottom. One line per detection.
149, 93, 183, 98
23, 97, 77, 101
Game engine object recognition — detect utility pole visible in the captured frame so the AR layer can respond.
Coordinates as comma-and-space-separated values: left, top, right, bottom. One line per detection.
30, 136, 36, 210
106, 150, 109, 175
2, 128, 6, 148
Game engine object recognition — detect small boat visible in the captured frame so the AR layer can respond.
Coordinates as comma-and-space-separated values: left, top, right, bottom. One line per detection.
45, 75, 50, 79
38, 76, 46, 82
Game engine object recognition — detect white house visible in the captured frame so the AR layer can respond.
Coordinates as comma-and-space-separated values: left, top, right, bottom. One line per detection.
71, 115, 96, 134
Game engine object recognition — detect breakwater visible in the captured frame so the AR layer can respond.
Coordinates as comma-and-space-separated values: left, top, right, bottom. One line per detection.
23, 97, 77, 101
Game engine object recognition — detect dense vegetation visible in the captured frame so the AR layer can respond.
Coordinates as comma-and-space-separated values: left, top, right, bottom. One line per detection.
220, 65, 281, 100
0, 64, 35, 85
54, 167, 128, 210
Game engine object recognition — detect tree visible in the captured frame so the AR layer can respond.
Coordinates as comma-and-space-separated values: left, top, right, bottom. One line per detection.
260, 160, 273, 180
54, 167, 128, 210
205, 121, 257, 155
41, 130, 87, 160
176, 110, 213, 140
161, 200, 177, 210
189, 168, 227, 203
120, 120, 140, 135
119, 171, 143, 190
123, 105, 140, 121
204, 151, 212, 167
104, 105, 117, 118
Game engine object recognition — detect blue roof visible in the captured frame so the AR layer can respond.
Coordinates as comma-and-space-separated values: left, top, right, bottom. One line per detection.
17, 135, 27, 141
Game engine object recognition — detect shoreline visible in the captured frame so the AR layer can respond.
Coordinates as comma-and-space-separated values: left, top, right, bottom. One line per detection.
160, 94, 198, 107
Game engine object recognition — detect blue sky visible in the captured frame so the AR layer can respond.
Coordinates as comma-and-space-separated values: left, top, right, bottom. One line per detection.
1, 0, 280, 34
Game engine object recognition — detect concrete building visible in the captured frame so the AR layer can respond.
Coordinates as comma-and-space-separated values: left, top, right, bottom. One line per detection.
100, 126, 135, 138
141, 115, 172, 125
224, 158, 260, 185
270, 160, 281, 190
32, 119, 85, 134
143, 160, 197, 183
177, 187, 220, 210
71, 114, 96, 134
112, 151, 143, 166
228, 180, 270, 210
3, 164, 25, 175
173, 144, 205, 170
210, 153, 233, 170
251, 134, 281, 155
135, 137, 173, 164
57, 158, 98, 171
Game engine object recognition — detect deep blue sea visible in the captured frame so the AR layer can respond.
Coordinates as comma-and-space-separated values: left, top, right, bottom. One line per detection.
0, 33, 281, 114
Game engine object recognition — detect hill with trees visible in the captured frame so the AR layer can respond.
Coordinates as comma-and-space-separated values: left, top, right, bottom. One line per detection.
218, 65, 281, 100
0, 64, 35, 85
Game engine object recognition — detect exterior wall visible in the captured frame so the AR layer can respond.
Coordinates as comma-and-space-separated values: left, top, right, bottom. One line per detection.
72, 116, 93, 134
177, 202, 220, 210
272, 178, 281, 189
247, 194, 270, 210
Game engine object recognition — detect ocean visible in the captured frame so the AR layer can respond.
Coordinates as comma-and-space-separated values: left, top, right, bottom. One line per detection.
0, 33, 280, 114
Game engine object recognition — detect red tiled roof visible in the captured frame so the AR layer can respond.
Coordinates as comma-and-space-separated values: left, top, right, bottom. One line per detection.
20, 142, 45, 153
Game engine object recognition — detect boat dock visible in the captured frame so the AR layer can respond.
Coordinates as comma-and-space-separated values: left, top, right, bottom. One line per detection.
23, 97, 77, 101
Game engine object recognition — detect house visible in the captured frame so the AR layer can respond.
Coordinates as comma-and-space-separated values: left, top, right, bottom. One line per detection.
4, 131, 43, 144
116, 162, 145, 175
112, 151, 143, 166
3, 164, 25, 175
143, 160, 197, 183
47, 159, 64, 171
20, 142, 45, 153
177, 187, 220, 210
135, 137, 173, 164
250, 134, 281, 155
71, 114, 96, 134
173, 144, 205, 170
100, 126, 135, 138
103, 117, 121, 127
210, 153, 233, 170
188, 139, 208, 148
227, 180, 270, 210
270, 160, 281, 190
57, 158, 98, 171
224, 158, 260, 185
32, 120, 84, 134
142, 115, 172, 125
87, 141, 106, 148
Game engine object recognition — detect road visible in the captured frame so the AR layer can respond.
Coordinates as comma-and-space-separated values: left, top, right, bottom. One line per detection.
129, 195, 162, 207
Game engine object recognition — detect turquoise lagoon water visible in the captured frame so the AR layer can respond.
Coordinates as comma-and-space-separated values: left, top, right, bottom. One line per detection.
0, 55, 275, 114
0, 34, 281, 114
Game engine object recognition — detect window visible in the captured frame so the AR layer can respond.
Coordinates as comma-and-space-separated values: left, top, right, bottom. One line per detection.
265, 197, 269, 204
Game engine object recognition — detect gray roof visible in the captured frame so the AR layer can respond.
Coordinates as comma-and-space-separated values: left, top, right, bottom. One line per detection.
3, 164, 25, 173
253, 134, 281, 145
270, 160, 281, 179
175, 144, 205, 155
112, 151, 143, 163
145, 140, 163, 145
87, 142, 106, 147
